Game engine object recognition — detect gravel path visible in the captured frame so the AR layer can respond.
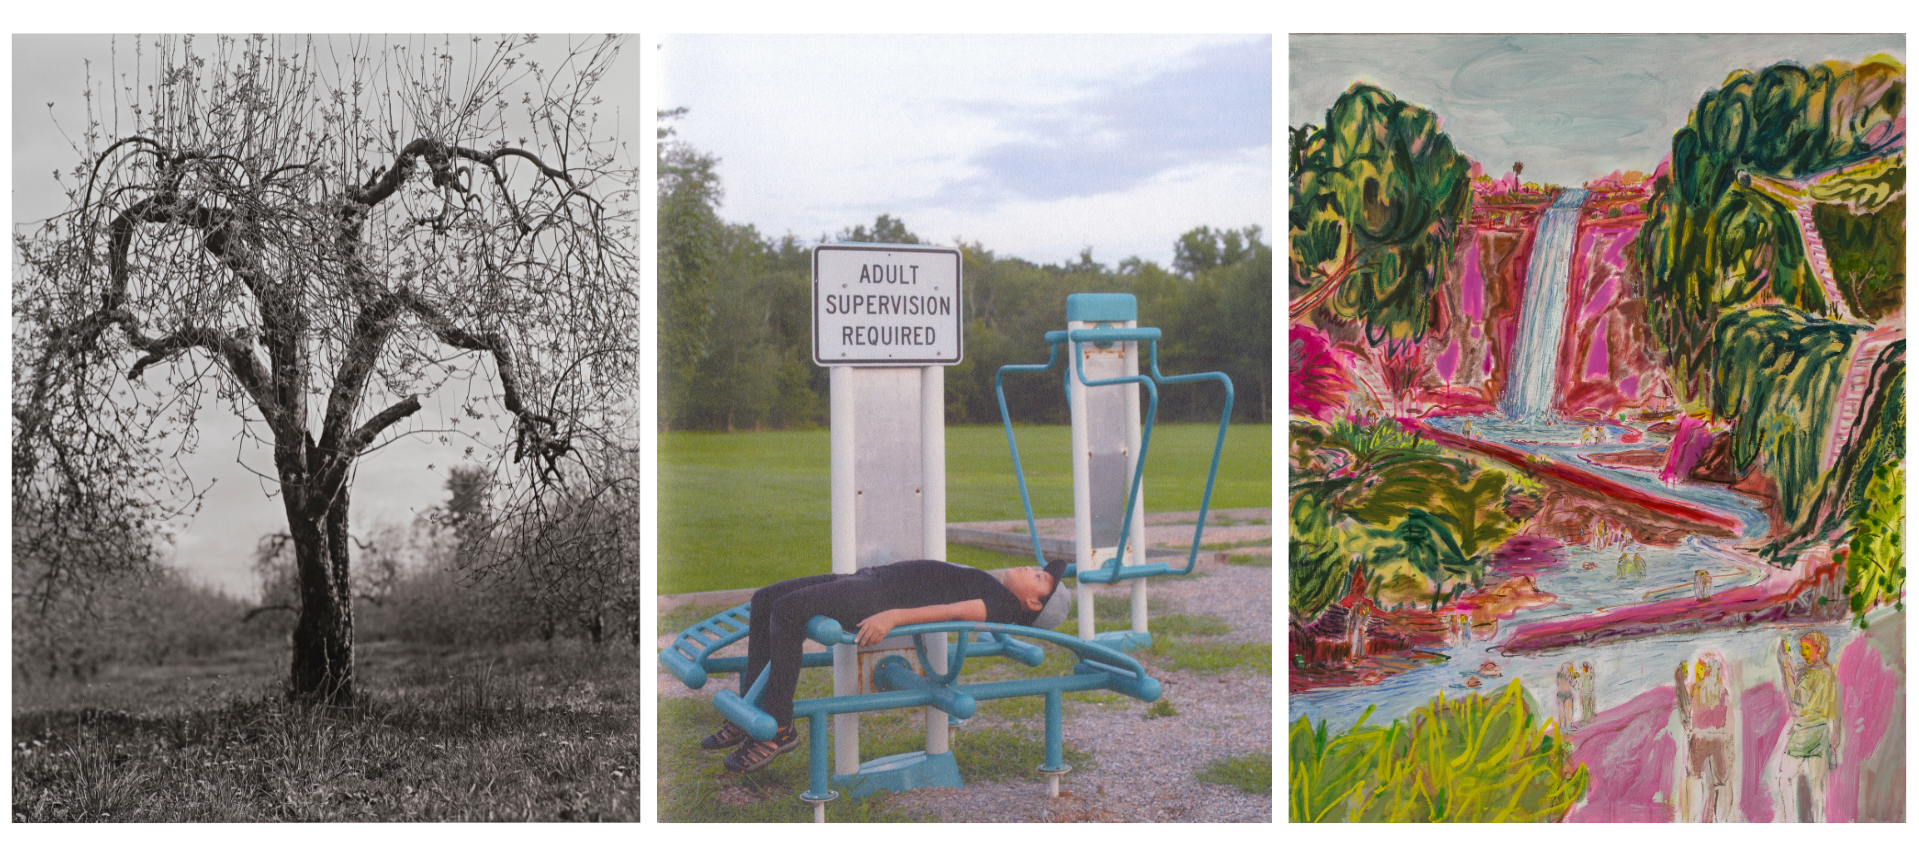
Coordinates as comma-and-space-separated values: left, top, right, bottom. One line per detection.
658, 562, 1273, 822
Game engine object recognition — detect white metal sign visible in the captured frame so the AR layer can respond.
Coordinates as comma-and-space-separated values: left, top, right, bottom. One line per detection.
813, 244, 963, 366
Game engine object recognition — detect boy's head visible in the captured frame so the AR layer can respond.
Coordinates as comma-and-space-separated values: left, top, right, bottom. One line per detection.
1002, 560, 1071, 630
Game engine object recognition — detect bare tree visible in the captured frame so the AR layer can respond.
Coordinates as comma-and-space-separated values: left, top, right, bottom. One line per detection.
12, 35, 639, 704
455, 419, 640, 647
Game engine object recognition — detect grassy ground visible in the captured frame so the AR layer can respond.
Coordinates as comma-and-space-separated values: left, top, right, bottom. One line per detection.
12, 640, 641, 821
660, 422, 1271, 593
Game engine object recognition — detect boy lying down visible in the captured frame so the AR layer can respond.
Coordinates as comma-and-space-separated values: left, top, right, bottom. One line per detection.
701, 559, 1071, 772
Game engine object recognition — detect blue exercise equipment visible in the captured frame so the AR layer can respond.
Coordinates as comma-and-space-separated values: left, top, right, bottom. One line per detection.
995, 293, 1234, 648
660, 603, 1162, 821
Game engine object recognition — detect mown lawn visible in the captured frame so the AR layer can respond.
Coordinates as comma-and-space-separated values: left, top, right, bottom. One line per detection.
12, 640, 641, 821
660, 422, 1271, 593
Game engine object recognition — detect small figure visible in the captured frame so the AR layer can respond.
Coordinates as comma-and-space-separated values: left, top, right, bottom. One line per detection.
1556, 662, 1578, 731
1348, 603, 1369, 661
1577, 661, 1597, 725
1776, 631, 1840, 822
1693, 568, 1713, 601
1675, 653, 1735, 822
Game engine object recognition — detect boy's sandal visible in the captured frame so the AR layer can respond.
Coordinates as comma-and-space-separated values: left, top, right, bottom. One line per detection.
700, 720, 750, 750
724, 726, 800, 772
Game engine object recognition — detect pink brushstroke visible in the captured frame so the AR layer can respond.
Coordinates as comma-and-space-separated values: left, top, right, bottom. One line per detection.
1579, 277, 1617, 323
1660, 415, 1714, 486
1436, 340, 1460, 384
1566, 685, 1679, 822
1288, 325, 1351, 421
1460, 229, 1486, 324
1741, 681, 1788, 823
1584, 315, 1611, 379
1828, 637, 1900, 822
1620, 375, 1639, 397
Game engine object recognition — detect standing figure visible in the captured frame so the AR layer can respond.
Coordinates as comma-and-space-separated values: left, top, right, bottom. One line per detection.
1556, 662, 1578, 732
1577, 661, 1598, 725
1348, 602, 1369, 661
1675, 653, 1735, 822
1693, 569, 1713, 601
1775, 631, 1840, 821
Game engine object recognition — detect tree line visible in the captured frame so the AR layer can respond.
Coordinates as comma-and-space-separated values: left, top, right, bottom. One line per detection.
658, 119, 1272, 433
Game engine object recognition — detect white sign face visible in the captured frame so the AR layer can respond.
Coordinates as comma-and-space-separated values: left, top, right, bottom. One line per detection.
813, 244, 963, 366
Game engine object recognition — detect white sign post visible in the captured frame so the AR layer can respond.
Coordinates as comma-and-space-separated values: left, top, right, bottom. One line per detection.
813, 243, 962, 800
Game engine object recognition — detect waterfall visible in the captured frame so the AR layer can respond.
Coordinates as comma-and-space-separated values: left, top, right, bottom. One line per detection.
1500, 189, 1590, 420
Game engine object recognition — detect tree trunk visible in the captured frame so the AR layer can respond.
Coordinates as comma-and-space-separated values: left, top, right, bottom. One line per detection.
288, 491, 355, 704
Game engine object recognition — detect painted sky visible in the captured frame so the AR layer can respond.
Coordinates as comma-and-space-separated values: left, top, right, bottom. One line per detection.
659, 34, 1272, 268
1290, 34, 1907, 187
11, 35, 641, 597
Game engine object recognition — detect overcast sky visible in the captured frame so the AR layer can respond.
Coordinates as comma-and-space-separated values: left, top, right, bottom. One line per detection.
1291, 34, 1907, 187
658, 34, 1273, 269
12, 35, 641, 597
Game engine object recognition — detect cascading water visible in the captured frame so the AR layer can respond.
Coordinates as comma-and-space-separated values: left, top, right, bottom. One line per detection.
1499, 189, 1590, 420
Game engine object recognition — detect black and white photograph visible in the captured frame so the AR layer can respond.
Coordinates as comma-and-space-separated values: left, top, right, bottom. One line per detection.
11, 33, 641, 821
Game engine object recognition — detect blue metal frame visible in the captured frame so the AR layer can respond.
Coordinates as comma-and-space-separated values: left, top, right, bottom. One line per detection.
660, 610, 1163, 811
992, 318, 1235, 584
659, 602, 1046, 693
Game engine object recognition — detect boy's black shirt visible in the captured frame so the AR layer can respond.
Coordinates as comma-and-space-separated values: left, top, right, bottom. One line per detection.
853, 560, 1035, 627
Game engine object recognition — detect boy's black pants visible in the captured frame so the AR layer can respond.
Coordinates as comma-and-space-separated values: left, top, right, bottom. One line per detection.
743, 572, 894, 729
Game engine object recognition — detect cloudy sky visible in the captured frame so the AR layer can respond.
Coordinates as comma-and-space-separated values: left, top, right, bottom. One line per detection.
1291, 34, 1906, 187
12, 35, 641, 596
658, 34, 1273, 268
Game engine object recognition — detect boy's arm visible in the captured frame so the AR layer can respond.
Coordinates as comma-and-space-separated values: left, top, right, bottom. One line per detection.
855, 600, 989, 647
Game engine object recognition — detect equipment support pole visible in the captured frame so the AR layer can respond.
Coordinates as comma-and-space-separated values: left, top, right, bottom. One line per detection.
921, 364, 950, 756
829, 366, 860, 776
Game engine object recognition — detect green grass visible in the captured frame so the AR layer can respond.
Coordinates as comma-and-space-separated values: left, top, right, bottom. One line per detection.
1142, 637, 1273, 676
660, 423, 1271, 593
1197, 753, 1271, 795
659, 603, 739, 637
657, 696, 1090, 822
12, 641, 640, 821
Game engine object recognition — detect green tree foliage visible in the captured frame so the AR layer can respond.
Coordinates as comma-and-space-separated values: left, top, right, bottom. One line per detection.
1638, 56, 1905, 405
1815, 191, 1907, 320
1287, 416, 1530, 621
1711, 307, 1858, 527
658, 109, 725, 430
654, 140, 1271, 430
1288, 490, 1352, 626
1290, 681, 1589, 822
1289, 85, 1474, 349
837, 214, 922, 245
1844, 460, 1905, 628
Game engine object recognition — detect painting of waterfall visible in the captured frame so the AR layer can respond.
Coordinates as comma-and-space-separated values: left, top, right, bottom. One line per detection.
1287, 34, 1904, 822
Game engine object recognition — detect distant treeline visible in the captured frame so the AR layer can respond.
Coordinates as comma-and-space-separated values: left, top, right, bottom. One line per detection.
659, 128, 1272, 432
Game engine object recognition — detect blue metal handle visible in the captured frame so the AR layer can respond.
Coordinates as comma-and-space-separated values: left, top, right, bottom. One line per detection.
808, 619, 1157, 688
1066, 327, 1162, 343
996, 343, 1063, 566
1144, 346, 1234, 576
1000, 320, 1235, 583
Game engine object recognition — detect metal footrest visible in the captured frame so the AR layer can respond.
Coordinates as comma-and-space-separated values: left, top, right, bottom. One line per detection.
1073, 560, 1174, 584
